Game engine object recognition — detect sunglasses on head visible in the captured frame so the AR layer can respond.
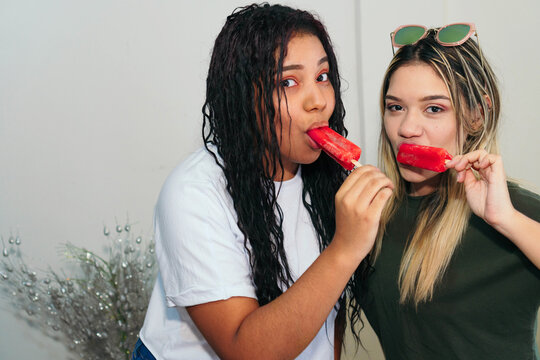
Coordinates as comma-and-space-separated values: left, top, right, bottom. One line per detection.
390, 22, 477, 55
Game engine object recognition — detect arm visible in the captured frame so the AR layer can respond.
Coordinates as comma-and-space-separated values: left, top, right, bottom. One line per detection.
493, 209, 540, 268
187, 165, 393, 360
446, 150, 540, 268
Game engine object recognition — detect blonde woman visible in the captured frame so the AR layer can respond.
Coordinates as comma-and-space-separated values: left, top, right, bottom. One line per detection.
348, 24, 540, 359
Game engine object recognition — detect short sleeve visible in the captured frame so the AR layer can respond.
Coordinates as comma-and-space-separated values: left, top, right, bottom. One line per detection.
154, 175, 257, 307
509, 182, 540, 222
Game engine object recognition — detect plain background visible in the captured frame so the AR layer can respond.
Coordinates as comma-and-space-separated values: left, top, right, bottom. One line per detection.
1, 1, 538, 359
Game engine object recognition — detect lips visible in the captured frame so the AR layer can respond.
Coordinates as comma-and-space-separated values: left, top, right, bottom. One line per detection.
307, 134, 321, 149
306, 123, 328, 149
307, 122, 329, 131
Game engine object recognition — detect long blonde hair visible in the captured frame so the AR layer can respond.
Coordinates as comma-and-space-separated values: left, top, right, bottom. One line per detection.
375, 29, 501, 306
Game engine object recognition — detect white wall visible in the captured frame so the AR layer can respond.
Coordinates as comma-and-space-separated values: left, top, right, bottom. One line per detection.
0, 1, 538, 359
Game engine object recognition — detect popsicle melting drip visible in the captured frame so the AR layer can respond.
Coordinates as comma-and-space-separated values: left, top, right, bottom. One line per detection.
307, 126, 362, 171
397, 143, 452, 172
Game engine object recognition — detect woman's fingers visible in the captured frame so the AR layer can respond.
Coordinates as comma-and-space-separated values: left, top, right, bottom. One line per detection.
447, 150, 500, 171
370, 187, 393, 217
337, 165, 393, 211
447, 150, 504, 184
446, 150, 512, 223
335, 164, 394, 234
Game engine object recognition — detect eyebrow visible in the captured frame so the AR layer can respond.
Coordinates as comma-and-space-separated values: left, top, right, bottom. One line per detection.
282, 56, 329, 72
385, 94, 451, 102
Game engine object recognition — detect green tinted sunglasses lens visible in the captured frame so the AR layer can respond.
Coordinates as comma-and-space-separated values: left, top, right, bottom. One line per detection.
438, 24, 470, 44
394, 26, 425, 46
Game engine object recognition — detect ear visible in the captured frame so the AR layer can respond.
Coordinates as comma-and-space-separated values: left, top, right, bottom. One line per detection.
471, 94, 492, 131
470, 108, 483, 131
483, 94, 493, 109
478, 94, 493, 115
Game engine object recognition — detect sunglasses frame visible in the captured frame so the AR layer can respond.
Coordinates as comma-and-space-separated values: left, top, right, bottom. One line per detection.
390, 22, 477, 55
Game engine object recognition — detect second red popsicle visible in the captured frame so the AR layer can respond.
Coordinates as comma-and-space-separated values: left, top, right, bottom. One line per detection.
397, 143, 452, 172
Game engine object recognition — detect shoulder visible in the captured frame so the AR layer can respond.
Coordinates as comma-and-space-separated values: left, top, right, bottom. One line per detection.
156, 146, 234, 218
508, 182, 540, 222
152, 147, 255, 307
164, 146, 224, 187
160, 146, 225, 197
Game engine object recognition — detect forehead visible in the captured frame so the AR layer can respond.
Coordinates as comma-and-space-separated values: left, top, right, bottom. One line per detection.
282, 33, 326, 62
388, 63, 449, 97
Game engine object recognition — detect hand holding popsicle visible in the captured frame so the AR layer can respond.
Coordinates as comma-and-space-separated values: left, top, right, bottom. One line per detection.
446, 150, 540, 269
333, 164, 394, 260
445, 150, 512, 225
306, 126, 393, 258
397, 144, 511, 223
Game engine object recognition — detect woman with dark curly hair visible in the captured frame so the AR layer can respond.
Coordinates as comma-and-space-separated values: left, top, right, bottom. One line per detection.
132, 3, 392, 360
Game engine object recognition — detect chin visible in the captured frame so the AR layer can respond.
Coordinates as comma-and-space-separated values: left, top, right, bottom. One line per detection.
306, 154, 322, 165
398, 164, 439, 184
301, 150, 323, 165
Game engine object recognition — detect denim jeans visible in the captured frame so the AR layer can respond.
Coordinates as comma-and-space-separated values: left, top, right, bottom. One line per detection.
131, 338, 156, 360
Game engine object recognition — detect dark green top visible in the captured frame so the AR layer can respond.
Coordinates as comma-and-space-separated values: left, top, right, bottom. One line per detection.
363, 183, 540, 360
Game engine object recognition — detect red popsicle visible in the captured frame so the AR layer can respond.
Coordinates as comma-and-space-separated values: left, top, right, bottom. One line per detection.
397, 143, 452, 172
307, 126, 362, 171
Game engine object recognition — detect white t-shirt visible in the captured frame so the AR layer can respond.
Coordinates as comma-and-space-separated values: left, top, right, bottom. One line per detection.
140, 146, 337, 359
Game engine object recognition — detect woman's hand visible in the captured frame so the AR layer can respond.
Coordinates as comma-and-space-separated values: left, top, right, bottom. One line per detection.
446, 150, 513, 226
333, 165, 394, 262
446, 150, 540, 269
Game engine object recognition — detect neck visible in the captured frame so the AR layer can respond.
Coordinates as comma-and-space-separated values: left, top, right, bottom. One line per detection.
264, 156, 299, 181
408, 174, 441, 196
274, 163, 299, 181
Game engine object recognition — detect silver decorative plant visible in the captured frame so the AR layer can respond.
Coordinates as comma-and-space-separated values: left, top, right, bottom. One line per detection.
0, 223, 157, 360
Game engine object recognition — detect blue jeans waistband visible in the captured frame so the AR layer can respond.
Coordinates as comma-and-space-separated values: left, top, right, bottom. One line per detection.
131, 338, 156, 360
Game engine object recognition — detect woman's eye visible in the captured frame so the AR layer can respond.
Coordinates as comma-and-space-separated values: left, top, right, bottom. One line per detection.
281, 78, 297, 87
387, 104, 403, 111
317, 72, 329, 82
426, 106, 443, 113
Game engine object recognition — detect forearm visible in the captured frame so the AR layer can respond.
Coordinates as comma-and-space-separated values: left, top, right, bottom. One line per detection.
228, 240, 363, 360
492, 210, 540, 269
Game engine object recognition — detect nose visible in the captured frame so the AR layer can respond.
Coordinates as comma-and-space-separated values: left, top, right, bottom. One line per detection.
303, 83, 327, 112
398, 110, 422, 138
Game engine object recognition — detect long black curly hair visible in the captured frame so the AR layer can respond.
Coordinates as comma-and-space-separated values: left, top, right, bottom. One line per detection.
202, 3, 350, 307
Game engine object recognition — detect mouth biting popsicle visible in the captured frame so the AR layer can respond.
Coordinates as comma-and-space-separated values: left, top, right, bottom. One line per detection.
397, 143, 452, 172
307, 126, 362, 171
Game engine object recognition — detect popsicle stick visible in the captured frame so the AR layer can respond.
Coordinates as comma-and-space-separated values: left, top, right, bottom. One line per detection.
351, 159, 362, 168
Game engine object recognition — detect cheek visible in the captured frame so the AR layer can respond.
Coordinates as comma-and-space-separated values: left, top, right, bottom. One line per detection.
434, 120, 459, 153
274, 99, 292, 135
326, 88, 336, 113
383, 117, 398, 142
